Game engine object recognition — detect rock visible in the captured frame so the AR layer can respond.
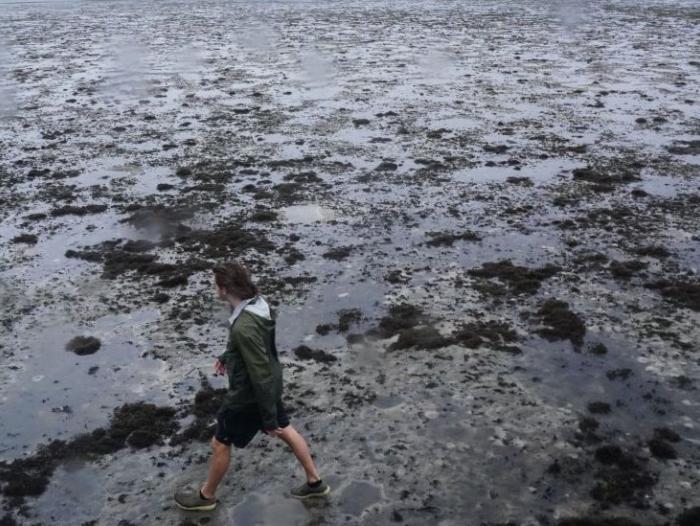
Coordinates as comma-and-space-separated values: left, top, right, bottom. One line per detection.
65, 336, 101, 355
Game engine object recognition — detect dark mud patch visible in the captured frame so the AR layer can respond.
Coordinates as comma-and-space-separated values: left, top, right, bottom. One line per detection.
558, 517, 641, 526
317, 308, 363, 334
589, 342, 609, 355
647, 438, 677, 460
666, 140, 700, 155
370, 303, 427, 338
65, 335, 101, 356
293, 345, 337, 364
173, 377, 227, 444
283, 170, 323, 184
644, 278, 700, 311
389, 326, 452, 351
67, 220, 271, 284
572, 163, 641, 188
122, 239, 157, 252
677, 507, 700, 526
452, 319, 520, 353
175, 222, 275, 259
606, 368, 633, 381
590, 460, 657, 507
337, 308, 363, 332
10, 233, 37, 244
249, 209, 278, 223
183, 182, 226, 194
653, 427, 681, 443
468, 260, 561, 296
573, 252, 610, 271
529, 298, 586, 347
322, 246, 354, 261
609, 260, 648, 280
630, 244, 671, 259
50, 204, 108, 217
483, 144, 510, 154
506, 175, 534, 186
425, 230, 481, 247
549, 419, 662, 513
120, 204, 194, 238
65, 241, 204, 285
588, 402, 612, 415
375, 160, 398, 171
0, 403, 177, 505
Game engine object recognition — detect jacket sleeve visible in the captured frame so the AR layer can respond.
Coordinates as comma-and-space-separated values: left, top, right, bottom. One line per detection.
217, 330, 234, 367
232, 326, 279, 430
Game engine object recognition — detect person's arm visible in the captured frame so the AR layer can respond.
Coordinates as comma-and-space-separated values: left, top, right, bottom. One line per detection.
232, 326, 279, 430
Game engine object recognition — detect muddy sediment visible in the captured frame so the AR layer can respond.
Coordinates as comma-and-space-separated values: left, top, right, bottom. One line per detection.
1, 0, 699, 524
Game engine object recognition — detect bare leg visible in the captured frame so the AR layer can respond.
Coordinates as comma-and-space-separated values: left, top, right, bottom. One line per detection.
201, 437, 231, 498
276, 425, 321, 483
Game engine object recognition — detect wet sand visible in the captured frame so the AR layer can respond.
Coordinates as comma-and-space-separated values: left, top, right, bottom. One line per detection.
1, 0, 699, 525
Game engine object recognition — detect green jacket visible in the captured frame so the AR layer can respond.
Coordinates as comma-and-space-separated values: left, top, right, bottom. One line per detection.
217, 297, 283, 430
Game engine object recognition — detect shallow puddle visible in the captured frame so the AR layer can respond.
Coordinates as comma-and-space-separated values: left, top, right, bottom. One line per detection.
280, 204, 337, 223
0, 308, 169, 456
230, 493, 310, 526
338, 480, 383, 517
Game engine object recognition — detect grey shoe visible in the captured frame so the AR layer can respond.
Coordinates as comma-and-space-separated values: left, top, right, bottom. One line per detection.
174, 487, 217, 511
290, 480, 331, 499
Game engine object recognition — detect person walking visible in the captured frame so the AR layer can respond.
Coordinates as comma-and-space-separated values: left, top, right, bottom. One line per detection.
175, 262, 330, 511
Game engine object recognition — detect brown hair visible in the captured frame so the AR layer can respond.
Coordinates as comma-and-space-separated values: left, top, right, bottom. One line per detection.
213, 262, 259, 300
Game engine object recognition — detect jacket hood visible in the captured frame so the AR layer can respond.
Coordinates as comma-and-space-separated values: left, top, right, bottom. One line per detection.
228, 295, 271, 325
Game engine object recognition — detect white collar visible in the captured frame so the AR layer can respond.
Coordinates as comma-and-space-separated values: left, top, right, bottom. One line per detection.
228, 296, 271, 325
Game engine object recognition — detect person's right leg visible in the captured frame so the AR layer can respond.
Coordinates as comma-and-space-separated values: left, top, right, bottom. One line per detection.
201, 436, 231, 498
174, 436, 228, 511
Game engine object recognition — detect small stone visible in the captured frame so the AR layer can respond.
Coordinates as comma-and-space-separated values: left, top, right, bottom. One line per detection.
65, 336, 101, 356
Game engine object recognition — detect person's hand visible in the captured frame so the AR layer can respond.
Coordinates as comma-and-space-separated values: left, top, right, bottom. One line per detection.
214, 359, 225, 376
265, 427, 284, 437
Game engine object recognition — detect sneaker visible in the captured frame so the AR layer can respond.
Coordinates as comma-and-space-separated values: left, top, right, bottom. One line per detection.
174, 487, 218, 511
290, 480, 331, 499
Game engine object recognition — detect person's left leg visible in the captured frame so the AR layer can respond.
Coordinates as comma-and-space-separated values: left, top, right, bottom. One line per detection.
275, 425, 321, 483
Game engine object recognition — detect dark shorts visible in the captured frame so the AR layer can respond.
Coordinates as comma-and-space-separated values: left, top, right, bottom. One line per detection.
214, 401, 290, 448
